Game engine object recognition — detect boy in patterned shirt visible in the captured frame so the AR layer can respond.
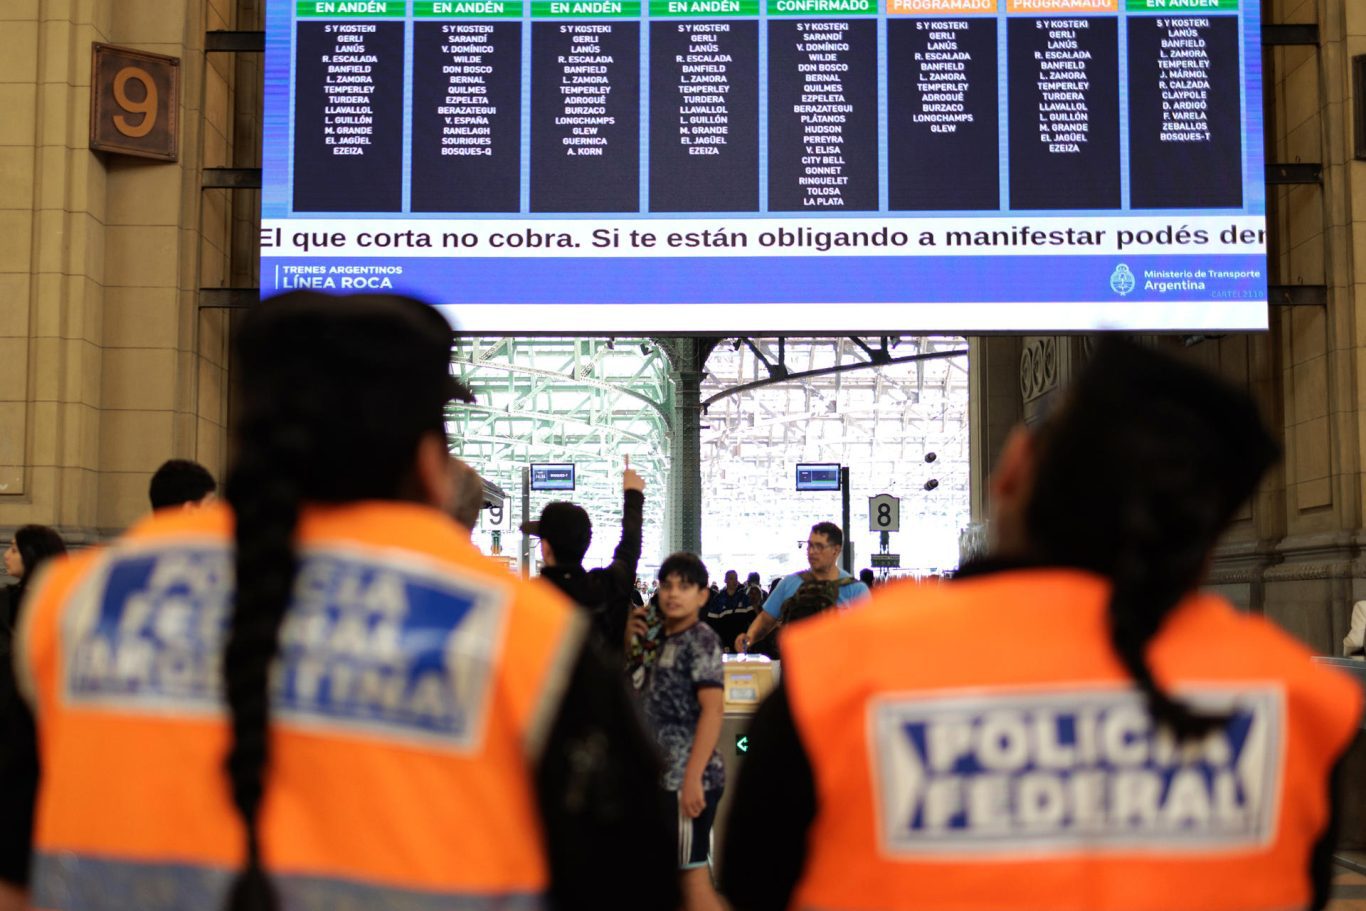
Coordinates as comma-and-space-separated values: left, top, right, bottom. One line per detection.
642, 552, 726, 911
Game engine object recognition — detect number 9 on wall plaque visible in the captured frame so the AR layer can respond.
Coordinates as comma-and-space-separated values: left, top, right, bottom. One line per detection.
89, 44, 179, 161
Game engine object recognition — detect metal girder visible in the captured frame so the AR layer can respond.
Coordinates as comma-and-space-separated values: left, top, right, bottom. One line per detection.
1261, 24, 1318, 46
453, 351, 672, 426
455, 432, 668, 465
702, 347, 969, 409
699, 337, 970, 579
1269, 285, 1328, 307
454, 403, 663, 446
448, 337, 675, 571
205, 30, 265, 52
198, 288, 258, 308
203, 167, 262, 189
1266, 163, 1322, 184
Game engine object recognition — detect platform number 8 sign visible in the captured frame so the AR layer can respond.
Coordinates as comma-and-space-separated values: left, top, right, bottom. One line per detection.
90, 44, 179, 161
868, 494, 900, 533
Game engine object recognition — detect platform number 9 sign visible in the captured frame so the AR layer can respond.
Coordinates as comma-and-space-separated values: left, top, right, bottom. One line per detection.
90, 45, 179, 161
112, 67, 157, 138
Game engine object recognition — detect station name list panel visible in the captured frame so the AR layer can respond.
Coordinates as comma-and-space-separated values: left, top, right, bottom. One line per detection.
289, 0, 1249, 214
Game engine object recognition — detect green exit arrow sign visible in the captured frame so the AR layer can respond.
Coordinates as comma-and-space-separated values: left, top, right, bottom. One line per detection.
735, 734, 749, 755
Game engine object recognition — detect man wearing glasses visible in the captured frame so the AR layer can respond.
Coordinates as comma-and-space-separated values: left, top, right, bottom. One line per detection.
734, 522, 870, 653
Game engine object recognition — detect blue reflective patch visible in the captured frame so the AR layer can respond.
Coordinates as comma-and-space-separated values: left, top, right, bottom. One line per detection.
62, 543, 506, 749
65, 548, 232, 710
273, 551, 503, 744
870, 688, 1284, 855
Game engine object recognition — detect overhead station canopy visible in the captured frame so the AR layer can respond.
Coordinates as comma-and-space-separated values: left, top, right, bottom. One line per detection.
448, 337, 673, 571
700, 336, 969, 579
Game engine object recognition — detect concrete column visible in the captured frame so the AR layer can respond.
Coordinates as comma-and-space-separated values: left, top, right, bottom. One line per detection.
966, 336, 1023, 526
668, 338, 704, 555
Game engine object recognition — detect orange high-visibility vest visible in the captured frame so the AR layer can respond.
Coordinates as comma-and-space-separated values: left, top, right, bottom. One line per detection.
16, 501, 581, 911
780, 569, 1363, 911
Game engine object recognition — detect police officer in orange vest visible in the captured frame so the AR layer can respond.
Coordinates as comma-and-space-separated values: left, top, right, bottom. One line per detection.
0, 292, 677, 911
721, 338, 1363, 911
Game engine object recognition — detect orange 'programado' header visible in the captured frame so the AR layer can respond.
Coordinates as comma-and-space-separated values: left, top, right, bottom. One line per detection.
1007, 0, 1118, 10
888, 0, 998, 13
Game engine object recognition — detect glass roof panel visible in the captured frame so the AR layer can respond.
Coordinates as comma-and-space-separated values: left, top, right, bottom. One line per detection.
699, 337, 969, 582
449, 337, 673, 574
447, 336, 970, 584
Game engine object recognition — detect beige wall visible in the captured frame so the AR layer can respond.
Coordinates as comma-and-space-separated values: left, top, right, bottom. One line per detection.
0, 0, 243, 547
967, 0, 1366, 660
1221, 0, 1366, 653
962, 6, 1366, 831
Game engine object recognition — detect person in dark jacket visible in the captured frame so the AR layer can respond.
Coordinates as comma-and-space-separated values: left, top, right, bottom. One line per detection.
704, 570, 756, 652
2, 525, 66, 631
0, 524, 65, 898
523, 462, 645, 662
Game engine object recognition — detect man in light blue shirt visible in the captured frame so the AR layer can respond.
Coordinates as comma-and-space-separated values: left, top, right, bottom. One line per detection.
734, 521, 870, 653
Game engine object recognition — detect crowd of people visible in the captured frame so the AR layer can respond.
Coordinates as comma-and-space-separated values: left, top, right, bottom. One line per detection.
0, 458, 217, 666
0, 291, 1361, 911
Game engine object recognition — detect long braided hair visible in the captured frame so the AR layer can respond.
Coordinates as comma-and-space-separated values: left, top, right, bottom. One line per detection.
1022, 339, 1278, 739
222, 292, 462, 911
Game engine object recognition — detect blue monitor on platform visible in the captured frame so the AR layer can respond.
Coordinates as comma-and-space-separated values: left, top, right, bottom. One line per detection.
531, 463, 575, 492
796, 464, 841, 492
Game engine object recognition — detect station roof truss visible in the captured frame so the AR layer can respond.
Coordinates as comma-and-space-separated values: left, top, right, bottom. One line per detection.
699, 336, 970, 576
447, 337, 675, 568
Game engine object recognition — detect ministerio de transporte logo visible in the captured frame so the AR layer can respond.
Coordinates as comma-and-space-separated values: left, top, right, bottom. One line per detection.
1110, 264, 1136, 296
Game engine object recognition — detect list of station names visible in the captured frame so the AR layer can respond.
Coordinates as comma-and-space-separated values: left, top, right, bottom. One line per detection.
1128, 13, 1241, 208
768, 13, 879, 211
1007, 15, 1120, 210
412, 16, 523, 212
531, 17, 641, 212
293, 18, 405, 211
888, 17, 998, 210
286, 1, 1251, 215
648, 17, 760, 212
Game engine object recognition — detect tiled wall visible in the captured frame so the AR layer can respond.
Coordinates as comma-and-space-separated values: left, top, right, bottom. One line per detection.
0, 0, 237, 543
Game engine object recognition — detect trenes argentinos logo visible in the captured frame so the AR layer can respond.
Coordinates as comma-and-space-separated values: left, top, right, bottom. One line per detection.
869, 687, 1283, 857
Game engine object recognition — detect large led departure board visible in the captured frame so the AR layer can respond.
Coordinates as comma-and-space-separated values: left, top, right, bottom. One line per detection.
261, 0, 1268, 333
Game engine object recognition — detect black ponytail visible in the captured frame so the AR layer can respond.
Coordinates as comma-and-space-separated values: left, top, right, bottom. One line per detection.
1104, 470, 1231, 740
1023, 339, 1278, 740
220, 292, 462, 911
222, 422, 308, 911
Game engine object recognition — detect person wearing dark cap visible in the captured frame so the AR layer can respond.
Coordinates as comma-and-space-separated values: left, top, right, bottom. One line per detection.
0, 292, 677, 911
523, 459, 646, 662
722, 338, 1363, 911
